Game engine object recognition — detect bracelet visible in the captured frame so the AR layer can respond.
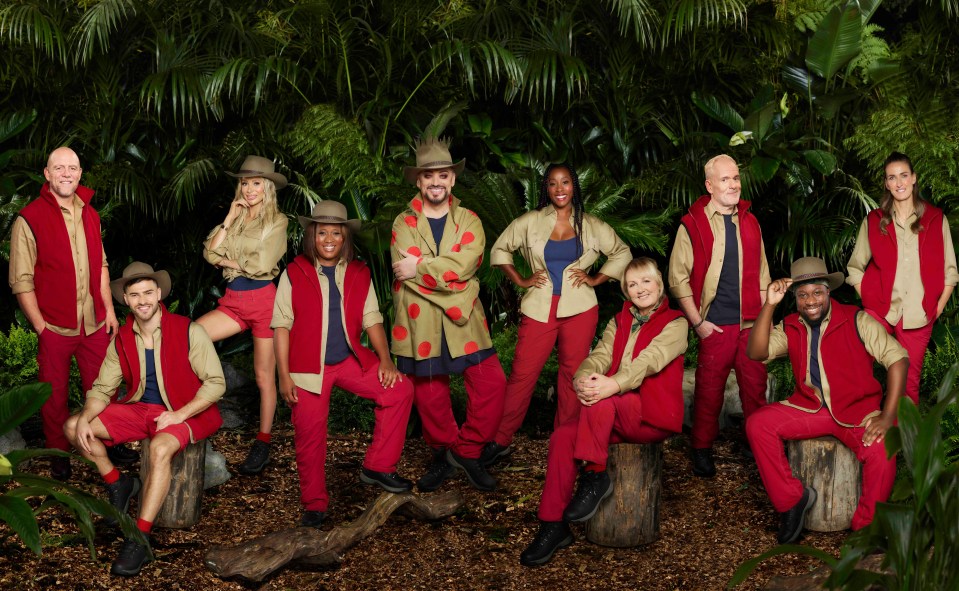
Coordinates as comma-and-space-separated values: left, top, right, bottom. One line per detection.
692, 318, 705, 329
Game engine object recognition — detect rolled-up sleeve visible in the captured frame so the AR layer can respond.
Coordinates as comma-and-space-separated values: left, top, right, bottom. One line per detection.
667, 227, 694, 299
846, 219, 871, 287
271, 272, 294, 330
765, 322, 789, 361
593, 219, 632, 282
86, 338, 124, 404
9, 217, 38, 294
943, 217, 958, 286
361, 281, 384, 330
856, 311, 908, 369
490, 216, 526, 267
188, 323, 226, 403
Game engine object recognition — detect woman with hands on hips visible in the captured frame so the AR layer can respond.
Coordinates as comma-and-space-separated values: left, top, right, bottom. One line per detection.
519, 257, 687, 566
482, 163, 632, 467
270, 200, 414, 529
199, 156, 289, 476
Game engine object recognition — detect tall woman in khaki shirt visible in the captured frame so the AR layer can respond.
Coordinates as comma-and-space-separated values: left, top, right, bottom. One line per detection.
199, 156, 289, 474
483, 163, 632, 465
846, 152, 958, 405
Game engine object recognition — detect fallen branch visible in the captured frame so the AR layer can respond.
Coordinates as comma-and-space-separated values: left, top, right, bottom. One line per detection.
204, 491, 464, 581
763, 553, 888, 591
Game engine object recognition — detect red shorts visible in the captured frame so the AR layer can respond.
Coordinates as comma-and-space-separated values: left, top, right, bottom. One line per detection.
216, 284, 276, 338
97, 402, 192, 451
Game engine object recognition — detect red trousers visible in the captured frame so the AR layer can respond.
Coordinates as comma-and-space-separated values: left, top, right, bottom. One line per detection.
413, 353, 506, 459
537, 392, 673, 522
38, 326, 110, 451
867, 312, 933, 406
745, 403, 895, 530
494, 297, 597, 446
691, 325, 767, 449
291, 356, 413, 512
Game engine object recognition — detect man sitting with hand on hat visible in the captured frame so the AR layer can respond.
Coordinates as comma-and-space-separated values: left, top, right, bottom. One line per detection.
64, 262, 224, 577
745, 257, 907, 545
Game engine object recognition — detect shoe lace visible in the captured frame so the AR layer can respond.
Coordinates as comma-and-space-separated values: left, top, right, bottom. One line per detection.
117, 539, 142, 560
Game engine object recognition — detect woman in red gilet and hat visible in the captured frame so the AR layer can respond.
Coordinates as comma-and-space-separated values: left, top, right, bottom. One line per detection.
846, 152, 958, 405
272, 200, 414, 528
199, 156, 289, 475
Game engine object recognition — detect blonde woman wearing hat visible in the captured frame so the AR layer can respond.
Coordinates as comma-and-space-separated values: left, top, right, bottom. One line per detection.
272, 200, 414, 528
846, 152, 958, 405
199, 155, 289, 475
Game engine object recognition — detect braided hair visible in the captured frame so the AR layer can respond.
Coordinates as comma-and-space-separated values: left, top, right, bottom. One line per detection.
537, 162, 585, 257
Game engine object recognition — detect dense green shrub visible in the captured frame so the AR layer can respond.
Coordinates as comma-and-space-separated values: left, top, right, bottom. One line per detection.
0, 325, 82, 407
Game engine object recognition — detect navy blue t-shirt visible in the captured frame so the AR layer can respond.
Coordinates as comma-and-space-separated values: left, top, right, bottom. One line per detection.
705, 214, 741, 325
321, 265, 351, 365
141, 349, 164, 406
544, 237, 579, 295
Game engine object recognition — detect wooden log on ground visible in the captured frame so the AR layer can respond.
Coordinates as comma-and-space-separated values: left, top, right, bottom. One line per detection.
762, 553, 889, 590
139, 438, 206, 528
787, 436, 861, 532
585, 442, 663, 547
204, 490, 465, 581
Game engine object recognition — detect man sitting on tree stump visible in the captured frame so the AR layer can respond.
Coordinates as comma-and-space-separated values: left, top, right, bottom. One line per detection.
745, 257, 906, 544
64, 262, 225, 576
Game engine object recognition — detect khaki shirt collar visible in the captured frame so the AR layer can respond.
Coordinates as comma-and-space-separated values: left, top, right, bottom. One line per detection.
131, 307, 164, 339
704, 198, 739, 218
541, 203, 578, 224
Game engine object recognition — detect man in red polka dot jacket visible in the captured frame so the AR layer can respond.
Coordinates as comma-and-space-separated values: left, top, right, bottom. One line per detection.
391, 136, 507, 493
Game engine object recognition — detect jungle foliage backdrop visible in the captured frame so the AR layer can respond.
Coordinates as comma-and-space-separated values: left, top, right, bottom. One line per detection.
1, 0, 959, 331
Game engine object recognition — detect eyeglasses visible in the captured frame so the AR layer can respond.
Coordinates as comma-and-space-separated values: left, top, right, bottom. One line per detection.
796, 289, 827, 301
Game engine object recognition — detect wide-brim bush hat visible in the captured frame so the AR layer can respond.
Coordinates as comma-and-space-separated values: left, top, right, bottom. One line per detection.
110, 262, 172, 303
225, 155, 288, 189
297, 200, 361, 233
402, 136, 465, 184
789, 257, 844, 291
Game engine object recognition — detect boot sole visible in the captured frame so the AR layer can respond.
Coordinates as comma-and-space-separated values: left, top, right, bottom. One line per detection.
360, 472, 413, 494
446, 450, 497, 492
110, 557, 151, 577
520, 533, 574, 567
564, 480, 613, 523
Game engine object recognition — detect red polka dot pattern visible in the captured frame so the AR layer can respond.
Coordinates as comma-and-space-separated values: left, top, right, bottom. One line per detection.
418, 285, 435, 295
392, 280, 401, 292
423, 274, 437, 288
451, 244, 461, 252
392, 326, 408, 340
390, 231, 397, 245
464, 341, 479, 354
442, 270, 459, 282
445, 307, 462, 321
407, 246, 422, 256
411, 198, 423, 212
408, 303, 420, 319
461, 232, 475, 245
449, 281, 468, 291
417, 341, 432, 357
476, 254, 483, 268
404, 215, 417, 228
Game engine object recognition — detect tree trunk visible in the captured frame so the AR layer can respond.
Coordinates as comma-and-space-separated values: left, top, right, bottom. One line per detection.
586, 442, 662, 547
204, 490, 465, 582
139, 438, 205, 529
787, 436, 861, 532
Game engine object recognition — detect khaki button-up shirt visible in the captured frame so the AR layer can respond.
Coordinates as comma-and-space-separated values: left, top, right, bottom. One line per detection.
271, 258, 382, 393
846, 214, 959, 328
490, 206, 632, 322
764, 306, 907, 427
667, 200, 770, 328
87, 312, 225, 413
575, 311, 688, 394
203, 215, 288, 281
8, 199, 108, 337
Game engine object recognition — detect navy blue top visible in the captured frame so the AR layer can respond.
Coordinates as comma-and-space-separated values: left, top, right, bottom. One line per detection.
705, 214, 741, 326
396, 212, 496, 376
321, 265, 351, 365
141, 349, 164, 406
544, 237, 579, 295
809, 321, 823, 399
227, 277, 272, 292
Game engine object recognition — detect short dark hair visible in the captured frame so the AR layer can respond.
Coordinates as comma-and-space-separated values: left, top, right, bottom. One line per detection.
123, 277, 158, 293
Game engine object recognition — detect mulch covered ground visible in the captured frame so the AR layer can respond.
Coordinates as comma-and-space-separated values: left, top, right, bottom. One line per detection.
0, 427, 845, 590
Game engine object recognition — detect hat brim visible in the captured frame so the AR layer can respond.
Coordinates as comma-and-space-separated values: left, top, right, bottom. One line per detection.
110, 270, 172, 304
297, 216, 362, 233
225, 170, 288, 190
402, 159, 465, 184
789, 271, 845, 292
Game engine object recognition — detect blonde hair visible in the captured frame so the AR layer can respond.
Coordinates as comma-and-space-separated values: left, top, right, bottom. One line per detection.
227, 177, 281, 236
621, 257, 665, 305
704, 154, 737, 180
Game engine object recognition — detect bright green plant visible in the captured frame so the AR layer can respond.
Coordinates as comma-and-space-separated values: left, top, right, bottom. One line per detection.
728, 363, 959, 590
0, 382, 147, 558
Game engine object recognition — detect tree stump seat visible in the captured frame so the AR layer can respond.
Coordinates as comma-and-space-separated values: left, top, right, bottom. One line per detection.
786, 436, 861, 532
139, 438, 206, 528
585, 442, 663, 547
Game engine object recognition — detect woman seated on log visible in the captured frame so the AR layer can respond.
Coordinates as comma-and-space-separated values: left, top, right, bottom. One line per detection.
198, 156, 289, 475
520, 257, 687, 567
271, 200, 415, 529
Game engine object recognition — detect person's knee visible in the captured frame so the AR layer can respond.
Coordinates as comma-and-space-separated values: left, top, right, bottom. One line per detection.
63, 415, 79, 440
149, 436, 181, 466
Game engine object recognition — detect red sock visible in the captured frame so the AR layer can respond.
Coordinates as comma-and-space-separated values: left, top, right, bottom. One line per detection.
256, 432, 271, 444
584, 462, 606, 473
102, 468, 121, 485
136, 518, 153, 534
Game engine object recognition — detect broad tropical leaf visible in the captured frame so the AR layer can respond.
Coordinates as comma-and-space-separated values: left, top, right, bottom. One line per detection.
805, 1, 864, 80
